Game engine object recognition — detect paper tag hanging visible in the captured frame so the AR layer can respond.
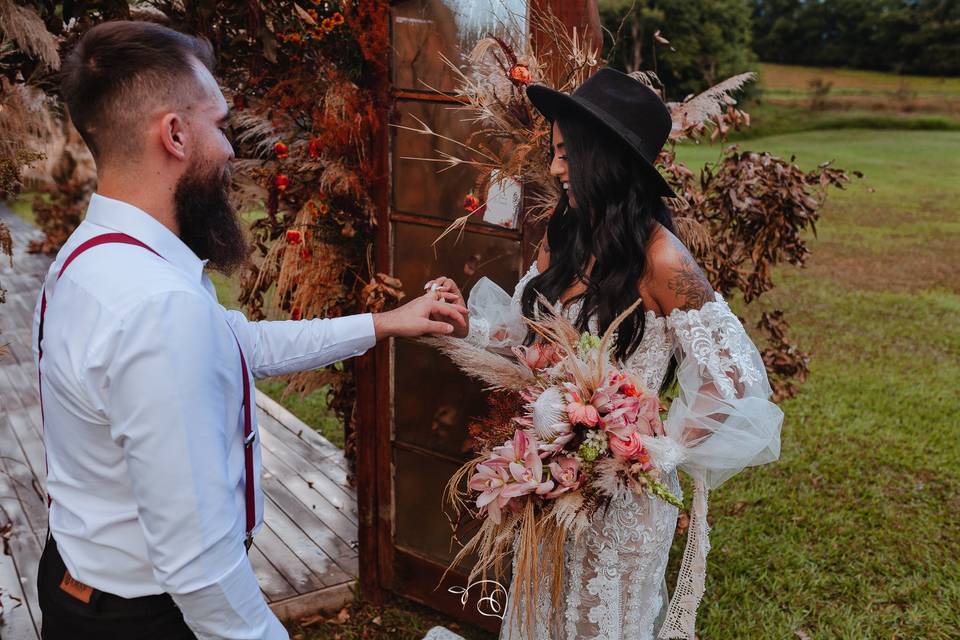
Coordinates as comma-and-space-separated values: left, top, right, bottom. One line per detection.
482, 171, 521, 229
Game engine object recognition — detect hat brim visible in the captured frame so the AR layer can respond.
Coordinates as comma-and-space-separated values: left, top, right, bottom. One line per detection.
526, 84, 677, 198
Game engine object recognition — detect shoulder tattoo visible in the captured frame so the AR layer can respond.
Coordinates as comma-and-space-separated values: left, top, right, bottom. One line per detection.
666, 252, 713, 310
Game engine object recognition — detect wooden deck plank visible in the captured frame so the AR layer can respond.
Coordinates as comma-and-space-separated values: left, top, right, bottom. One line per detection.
0, 411, 46, 546
248, 544, 298, 603
0, 541, 39, 640
260, 498, 351, 589
256, 394, 349, 473
0, 477, 44, 636
259, 420, 358, 524
252, 522, 326, 595
256, 410, 357, 510
259, 465, 357, 577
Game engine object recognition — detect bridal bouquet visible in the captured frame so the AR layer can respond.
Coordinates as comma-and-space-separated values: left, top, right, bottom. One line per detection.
427, 298, 682, 626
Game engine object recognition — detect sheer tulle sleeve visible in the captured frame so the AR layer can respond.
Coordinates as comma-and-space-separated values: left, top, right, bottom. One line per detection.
663, 292, 783, 487
655, 292, 783, 640
463, 263, 538, 351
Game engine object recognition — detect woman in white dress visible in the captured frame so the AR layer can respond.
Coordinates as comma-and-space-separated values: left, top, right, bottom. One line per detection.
425, 68, 782, 640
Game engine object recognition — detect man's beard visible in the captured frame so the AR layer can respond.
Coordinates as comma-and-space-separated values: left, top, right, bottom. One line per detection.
173, 160, 248, 276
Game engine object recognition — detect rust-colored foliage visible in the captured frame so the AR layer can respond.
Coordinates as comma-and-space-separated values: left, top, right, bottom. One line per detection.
465, 390, 526, 453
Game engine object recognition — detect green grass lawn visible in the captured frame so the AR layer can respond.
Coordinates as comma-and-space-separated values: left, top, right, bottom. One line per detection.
669, 130, 960, 638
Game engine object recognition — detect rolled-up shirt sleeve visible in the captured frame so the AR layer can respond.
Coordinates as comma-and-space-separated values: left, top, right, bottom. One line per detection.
104, 290, 287, 639
222, 310, 376, 379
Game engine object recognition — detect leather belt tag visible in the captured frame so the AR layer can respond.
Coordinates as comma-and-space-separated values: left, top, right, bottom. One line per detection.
60, 569, 93, 603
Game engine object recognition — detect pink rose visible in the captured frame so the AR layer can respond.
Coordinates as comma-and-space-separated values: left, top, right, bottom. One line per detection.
608, 431, 645, 461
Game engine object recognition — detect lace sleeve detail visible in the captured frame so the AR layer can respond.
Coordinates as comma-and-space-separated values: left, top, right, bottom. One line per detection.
463, 262, 538, 350
665, 293, 764, 400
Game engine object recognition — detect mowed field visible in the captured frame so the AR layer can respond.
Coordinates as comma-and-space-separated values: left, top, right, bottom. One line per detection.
757, 62, 960, 117
671, 129, 960, 639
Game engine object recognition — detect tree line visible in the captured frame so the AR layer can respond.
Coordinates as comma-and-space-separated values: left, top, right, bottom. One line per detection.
600, 0, 959, 99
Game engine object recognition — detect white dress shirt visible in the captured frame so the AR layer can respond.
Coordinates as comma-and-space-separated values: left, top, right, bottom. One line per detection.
31, 193, 376, 639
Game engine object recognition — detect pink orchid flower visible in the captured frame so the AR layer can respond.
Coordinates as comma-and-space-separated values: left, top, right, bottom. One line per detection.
500, 435, 554, 499
545, 456, 581, 499
468, 463, 513, 524
512, 343, 560, 371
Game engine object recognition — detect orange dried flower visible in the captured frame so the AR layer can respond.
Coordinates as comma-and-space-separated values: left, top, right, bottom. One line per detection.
291, 306, 302, 321
463, 193, 481, 213
318, 202, 329, 215
275, 174, 290, 192
288, 32, 302, 44
331, 12, 344, 25
273, 141, 289, 159
321, 18, 334, 31
285, 229, 302, 245
508, 64, 532, 85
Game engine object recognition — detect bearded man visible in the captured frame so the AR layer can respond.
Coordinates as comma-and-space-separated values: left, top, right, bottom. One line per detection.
33, 20, 465, 639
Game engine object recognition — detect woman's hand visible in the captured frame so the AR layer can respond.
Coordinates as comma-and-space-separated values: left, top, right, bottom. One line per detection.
422, 276, 469, 338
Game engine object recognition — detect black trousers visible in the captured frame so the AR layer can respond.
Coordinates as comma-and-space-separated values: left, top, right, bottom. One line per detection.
37, 535, 198, 640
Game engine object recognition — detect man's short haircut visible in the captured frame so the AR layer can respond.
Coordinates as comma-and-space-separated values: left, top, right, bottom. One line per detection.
60, 20, 216, 163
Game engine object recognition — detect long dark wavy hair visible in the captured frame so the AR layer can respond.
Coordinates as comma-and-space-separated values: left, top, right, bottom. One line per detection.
520, 115, 676, 367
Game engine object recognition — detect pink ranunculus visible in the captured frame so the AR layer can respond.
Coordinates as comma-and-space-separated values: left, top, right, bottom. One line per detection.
468, 463, 513, 524
608, 431, 646, 461
564, 384, 599, 427
512, 343, 560, 371
545, 456, 581, 498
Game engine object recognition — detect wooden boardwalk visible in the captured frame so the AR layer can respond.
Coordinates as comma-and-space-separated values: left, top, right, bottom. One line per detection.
0, 206, 356, 638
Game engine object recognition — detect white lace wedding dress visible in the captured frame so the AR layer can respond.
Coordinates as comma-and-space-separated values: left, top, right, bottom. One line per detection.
463, 263, 783, 640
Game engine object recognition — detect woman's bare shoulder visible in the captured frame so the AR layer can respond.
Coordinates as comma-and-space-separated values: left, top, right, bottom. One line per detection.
644, 224, 713, 315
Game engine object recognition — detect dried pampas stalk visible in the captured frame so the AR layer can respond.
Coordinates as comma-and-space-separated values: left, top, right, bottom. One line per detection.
0, 0, 59, 69
418, 336, 534, 391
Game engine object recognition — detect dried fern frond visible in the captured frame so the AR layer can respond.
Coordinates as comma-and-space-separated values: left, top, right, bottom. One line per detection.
666, 72, 757, 137
0, 0, 59, 69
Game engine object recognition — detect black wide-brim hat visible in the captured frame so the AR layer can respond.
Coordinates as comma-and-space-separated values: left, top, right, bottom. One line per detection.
526, 67, 676, 198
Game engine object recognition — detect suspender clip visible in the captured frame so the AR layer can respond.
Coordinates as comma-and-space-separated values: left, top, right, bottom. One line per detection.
243, 431, 257, 447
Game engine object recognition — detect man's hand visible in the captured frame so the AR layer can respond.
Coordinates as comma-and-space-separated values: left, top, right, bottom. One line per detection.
421, 276, 469, 338
372, 289, 467, 340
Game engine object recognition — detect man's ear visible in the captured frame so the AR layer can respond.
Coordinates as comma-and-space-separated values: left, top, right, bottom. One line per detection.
159, 112, 188, 161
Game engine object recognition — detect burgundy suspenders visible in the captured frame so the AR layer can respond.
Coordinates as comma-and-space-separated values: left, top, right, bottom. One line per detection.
38, 232, 257, 546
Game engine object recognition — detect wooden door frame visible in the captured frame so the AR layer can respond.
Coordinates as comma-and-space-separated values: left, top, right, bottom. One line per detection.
355, 0, 602, 626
